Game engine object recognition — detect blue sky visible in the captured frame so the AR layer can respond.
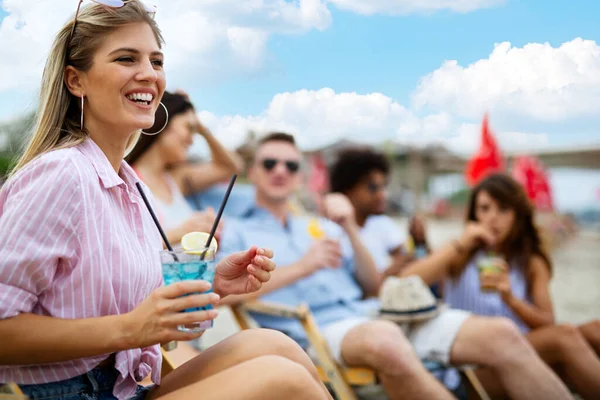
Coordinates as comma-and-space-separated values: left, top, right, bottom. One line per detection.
0, 0, 599, 210
190, 0, 600, 117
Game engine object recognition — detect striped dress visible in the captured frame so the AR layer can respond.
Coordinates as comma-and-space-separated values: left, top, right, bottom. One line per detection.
443, 251, 531, 333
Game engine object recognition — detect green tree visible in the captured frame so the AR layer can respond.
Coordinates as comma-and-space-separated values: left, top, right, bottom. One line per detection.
0, 112, 35, 177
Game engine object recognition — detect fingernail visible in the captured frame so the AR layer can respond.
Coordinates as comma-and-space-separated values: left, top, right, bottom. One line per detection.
257, 248, 264, 255
210, 293, 220, 302
211, 309, 219, 317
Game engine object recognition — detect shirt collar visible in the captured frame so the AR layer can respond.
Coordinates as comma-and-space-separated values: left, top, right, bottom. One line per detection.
77, 138, 141, 190
242, 200, 305, 232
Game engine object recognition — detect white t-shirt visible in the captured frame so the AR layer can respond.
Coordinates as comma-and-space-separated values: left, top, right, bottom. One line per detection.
358, 215, 405, 271
153, 175, 195, 232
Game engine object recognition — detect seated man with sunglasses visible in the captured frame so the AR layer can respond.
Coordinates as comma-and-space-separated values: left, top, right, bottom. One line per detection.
218, 132, 465, 398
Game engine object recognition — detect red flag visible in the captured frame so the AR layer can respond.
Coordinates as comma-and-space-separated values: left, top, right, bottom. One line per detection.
307, 153, 329, 194
465, 114, 505, 186
512, 155, 554, 212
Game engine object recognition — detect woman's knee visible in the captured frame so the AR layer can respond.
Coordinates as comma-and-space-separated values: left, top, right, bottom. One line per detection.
250, 355, 325, 399
554, 324, 589, 354
235, 329, 312, 364
580, 320, 600, 341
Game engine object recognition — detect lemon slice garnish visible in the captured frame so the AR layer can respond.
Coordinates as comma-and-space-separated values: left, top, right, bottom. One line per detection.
307, 218, 326, 239
181, 231, 218, 254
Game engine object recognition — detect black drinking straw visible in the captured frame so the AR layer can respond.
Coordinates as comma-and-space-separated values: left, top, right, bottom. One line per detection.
201, 174, 237, 259
135, 182, 178, 260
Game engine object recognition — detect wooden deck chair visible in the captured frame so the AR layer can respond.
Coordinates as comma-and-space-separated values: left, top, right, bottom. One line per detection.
232, 301, 490, 400
0, 383, 28, 399
160, 342, 178, 378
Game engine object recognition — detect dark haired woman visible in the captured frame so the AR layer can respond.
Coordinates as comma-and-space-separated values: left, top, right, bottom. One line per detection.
127, 90, 244, 245
401, 173, 600, 399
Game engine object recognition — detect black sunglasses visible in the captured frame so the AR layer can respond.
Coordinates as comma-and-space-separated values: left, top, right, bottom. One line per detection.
261, 158, 300, 173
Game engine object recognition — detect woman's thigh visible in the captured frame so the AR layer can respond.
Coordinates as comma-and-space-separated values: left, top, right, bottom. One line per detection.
525, 324, 585, 364
154, 329, 312, 396
147, 355, 319, 400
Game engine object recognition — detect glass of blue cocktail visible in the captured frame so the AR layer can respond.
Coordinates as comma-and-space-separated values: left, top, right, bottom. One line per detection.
160, 247, 216, 332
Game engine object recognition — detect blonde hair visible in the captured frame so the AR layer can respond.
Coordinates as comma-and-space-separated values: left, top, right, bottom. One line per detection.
10, 0, 163, 176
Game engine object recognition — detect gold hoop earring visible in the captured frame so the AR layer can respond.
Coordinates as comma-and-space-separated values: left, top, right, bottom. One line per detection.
141, 102, 169, 136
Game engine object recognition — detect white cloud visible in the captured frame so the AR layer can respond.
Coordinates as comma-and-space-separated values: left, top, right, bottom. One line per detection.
412, 38, 600, 121
193, 88, 419, 151
0, 1, 74, 92
0, 0, 332, 93
328, 0, 504, 15
191, 87, 548, 156
0, 0, 504, 96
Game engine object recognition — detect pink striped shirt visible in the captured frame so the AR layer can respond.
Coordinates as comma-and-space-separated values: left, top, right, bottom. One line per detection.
0, 138, 164, 399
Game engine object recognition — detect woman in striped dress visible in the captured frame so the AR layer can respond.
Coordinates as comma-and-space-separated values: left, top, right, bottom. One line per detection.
0, 2, 330, 400
402, 174, 600, 399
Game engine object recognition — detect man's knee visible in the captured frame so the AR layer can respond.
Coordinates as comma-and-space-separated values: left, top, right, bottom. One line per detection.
472, 317, 531, 364
357, 320, 418, 376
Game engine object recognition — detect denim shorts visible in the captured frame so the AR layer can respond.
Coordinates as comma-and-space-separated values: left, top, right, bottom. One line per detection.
18, 366, 152, 400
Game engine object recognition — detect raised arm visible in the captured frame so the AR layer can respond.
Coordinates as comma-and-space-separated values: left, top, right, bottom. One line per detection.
172, 120, 244, 195
323, 194, 380, 297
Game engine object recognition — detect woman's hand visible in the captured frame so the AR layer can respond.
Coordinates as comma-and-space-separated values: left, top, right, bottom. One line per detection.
174, 88, 211, 137
213, 246, 275, 297
479, 260, 512, 299
123, 280, 220, 348
459, 222, 496, 250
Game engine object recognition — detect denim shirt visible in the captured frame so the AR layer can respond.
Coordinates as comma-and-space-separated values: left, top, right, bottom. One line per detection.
219, 206, 380, 348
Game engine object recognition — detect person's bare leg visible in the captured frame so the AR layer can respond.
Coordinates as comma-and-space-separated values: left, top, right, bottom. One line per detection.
527, 324, 600, 400
578, 320, 600, 357
148, 355, 328, 400
471, 368, 506, 400
153, 329, 332, 399
340, 320, 453, 400
450, 316, 571, 400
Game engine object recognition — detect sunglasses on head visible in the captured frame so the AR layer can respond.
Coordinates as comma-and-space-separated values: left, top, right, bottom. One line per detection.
68, 0, 157, 47
261, 158, 300, 173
